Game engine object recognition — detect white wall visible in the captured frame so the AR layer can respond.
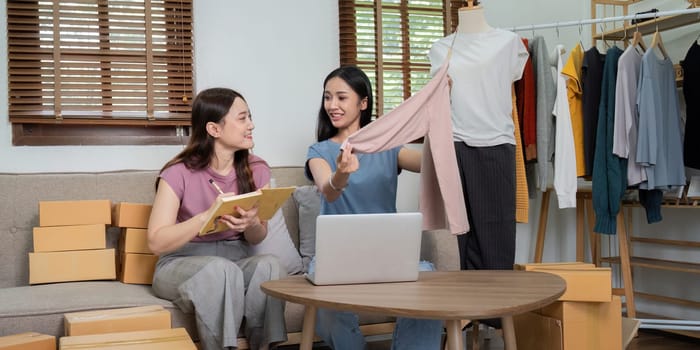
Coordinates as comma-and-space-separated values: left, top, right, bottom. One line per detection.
1, 0, 698, 319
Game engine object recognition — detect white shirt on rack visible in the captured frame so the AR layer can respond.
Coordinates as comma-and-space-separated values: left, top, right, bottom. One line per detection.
552, 44, 577, 208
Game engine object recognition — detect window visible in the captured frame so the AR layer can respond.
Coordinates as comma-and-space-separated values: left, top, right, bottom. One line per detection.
339, 0, 460, 116
7, 0, 193, 146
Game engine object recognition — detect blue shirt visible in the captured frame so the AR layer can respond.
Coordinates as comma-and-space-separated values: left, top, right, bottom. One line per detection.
306, 140, 401, 215
592, 46, 626, 235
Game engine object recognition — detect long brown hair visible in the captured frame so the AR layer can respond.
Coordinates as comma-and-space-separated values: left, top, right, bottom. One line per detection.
157, 88, 257, 194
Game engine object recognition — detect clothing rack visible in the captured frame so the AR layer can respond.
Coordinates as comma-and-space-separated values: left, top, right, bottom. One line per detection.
508, 7, 700, 32
515, 5, 700, 335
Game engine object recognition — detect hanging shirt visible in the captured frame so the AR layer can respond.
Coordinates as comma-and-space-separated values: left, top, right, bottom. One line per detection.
637, 50, 686, 190
511, 85, 530, 222
561, 43, 586, 177
514, 38, 538, 162
344, 60, 469, 235
553, 44, 577, 209
528, 36, 556, 192
582, 47, 606, 177
682, 42, 700, 170
612, 46, 647, 186
592, 46, 626, 235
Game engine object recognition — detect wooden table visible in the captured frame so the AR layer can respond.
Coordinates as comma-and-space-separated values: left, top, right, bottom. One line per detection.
261, 270, 566, 350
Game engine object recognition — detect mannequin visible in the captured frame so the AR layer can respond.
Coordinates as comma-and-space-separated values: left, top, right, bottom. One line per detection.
429, 0, 528, 275
457, 1, 492, 34
428, 0, 529, 330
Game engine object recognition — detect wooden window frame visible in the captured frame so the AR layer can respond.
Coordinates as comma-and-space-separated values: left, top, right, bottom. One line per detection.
7, 0, 194, 146
339, 0, 460, 117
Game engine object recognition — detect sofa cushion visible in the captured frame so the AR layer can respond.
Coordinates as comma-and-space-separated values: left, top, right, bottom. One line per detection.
292, 186, 321, 272
249, 209, 303, 275
0, 281, 195, 338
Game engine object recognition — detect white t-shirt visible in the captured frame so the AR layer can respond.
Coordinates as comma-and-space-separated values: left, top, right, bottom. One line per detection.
552, 44, 577, 209
429, 29, 528, 147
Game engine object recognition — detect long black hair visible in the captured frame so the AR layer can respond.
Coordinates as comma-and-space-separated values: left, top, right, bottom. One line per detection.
157, 88, 257, 194
315, 66, 373, 142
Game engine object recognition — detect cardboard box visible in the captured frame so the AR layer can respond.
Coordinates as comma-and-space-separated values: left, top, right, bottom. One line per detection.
60, 327, 195, 350
113, 202, 152, 229
514, 312, 563, 350
33, 224, 106, 252
39, 200, 112, 227
64, 305, 171, 336
120, 228, 152, 254
539, 296, 622, 350
514, 297, 622, 350
119, 252, 159, 285
29, 249, 116, 284
515, 262, 611, 302
534, 268, 611, 302
0, 332, 55, 350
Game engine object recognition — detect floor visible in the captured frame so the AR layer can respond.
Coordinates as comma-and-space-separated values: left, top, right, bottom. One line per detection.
278, 328, 700, 349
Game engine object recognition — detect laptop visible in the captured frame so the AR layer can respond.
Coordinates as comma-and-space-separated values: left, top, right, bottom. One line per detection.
305, 212, 423, 285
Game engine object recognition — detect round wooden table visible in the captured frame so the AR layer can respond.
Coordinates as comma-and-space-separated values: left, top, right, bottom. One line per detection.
262, 270, 566, 350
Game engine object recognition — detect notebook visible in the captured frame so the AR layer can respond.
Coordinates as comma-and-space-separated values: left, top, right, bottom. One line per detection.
305, 212, 423, 285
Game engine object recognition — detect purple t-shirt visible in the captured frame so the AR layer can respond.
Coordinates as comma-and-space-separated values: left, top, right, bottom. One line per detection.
160, 154, 271, 241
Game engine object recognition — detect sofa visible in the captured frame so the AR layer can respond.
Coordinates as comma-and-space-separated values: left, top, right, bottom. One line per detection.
0, 166, 460, 347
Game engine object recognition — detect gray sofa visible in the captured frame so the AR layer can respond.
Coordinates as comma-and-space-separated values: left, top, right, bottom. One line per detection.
0, 167, 459, 347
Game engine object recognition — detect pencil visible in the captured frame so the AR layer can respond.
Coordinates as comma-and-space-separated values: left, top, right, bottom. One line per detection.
208, 178, 225, 194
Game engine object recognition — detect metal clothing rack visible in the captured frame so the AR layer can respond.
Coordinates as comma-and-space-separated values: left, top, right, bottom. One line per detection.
509, 5, 700, 334
508, 7, 700, 32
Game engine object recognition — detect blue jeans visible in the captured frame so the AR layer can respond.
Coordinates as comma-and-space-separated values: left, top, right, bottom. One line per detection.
309, 259, 443, 350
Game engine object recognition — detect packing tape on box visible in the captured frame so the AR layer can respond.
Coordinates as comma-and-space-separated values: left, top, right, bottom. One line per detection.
61, 335, 190, 349
70, 308, 163, 321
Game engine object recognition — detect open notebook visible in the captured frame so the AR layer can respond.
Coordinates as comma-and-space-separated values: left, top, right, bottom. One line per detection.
305, 212, 422, 285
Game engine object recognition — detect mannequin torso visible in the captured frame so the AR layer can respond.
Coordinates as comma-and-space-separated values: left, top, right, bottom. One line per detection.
457, 6, 492, 34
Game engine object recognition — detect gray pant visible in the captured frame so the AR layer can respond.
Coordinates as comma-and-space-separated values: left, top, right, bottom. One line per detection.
152, 240, 287, 349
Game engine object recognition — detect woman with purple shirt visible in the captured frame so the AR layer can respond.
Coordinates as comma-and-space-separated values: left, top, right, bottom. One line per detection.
147, 88, 287, 350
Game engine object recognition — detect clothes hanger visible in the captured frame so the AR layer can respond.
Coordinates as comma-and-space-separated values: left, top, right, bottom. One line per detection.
599, 24, 611, 50
578, 22, 585, 50
555, 23, 566, 55
649, 16, 670, 59
631, 16, 647, 53
622, 25, 630, 47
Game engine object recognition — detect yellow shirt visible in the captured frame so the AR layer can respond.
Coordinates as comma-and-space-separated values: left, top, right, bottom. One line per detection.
512, 85, 528, 223
561, 43, 585, 177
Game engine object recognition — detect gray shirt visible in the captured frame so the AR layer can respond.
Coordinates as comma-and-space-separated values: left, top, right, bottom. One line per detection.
636, 51, 686, 189
613, 46, 646, 186
529, 36, 555, 192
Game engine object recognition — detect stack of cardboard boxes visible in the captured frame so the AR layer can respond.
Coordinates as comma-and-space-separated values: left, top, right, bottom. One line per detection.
113, 202, 158, 284
4, 200, 197, 348
28, 200, 158, 285
0, 305, 196, 349
29, 200, 116, 284
513, 262, 622, 350
60, 305, 196, 349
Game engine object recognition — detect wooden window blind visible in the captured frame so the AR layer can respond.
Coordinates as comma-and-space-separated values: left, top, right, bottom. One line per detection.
339, 0, 460, 117
7, 0, 194, 146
